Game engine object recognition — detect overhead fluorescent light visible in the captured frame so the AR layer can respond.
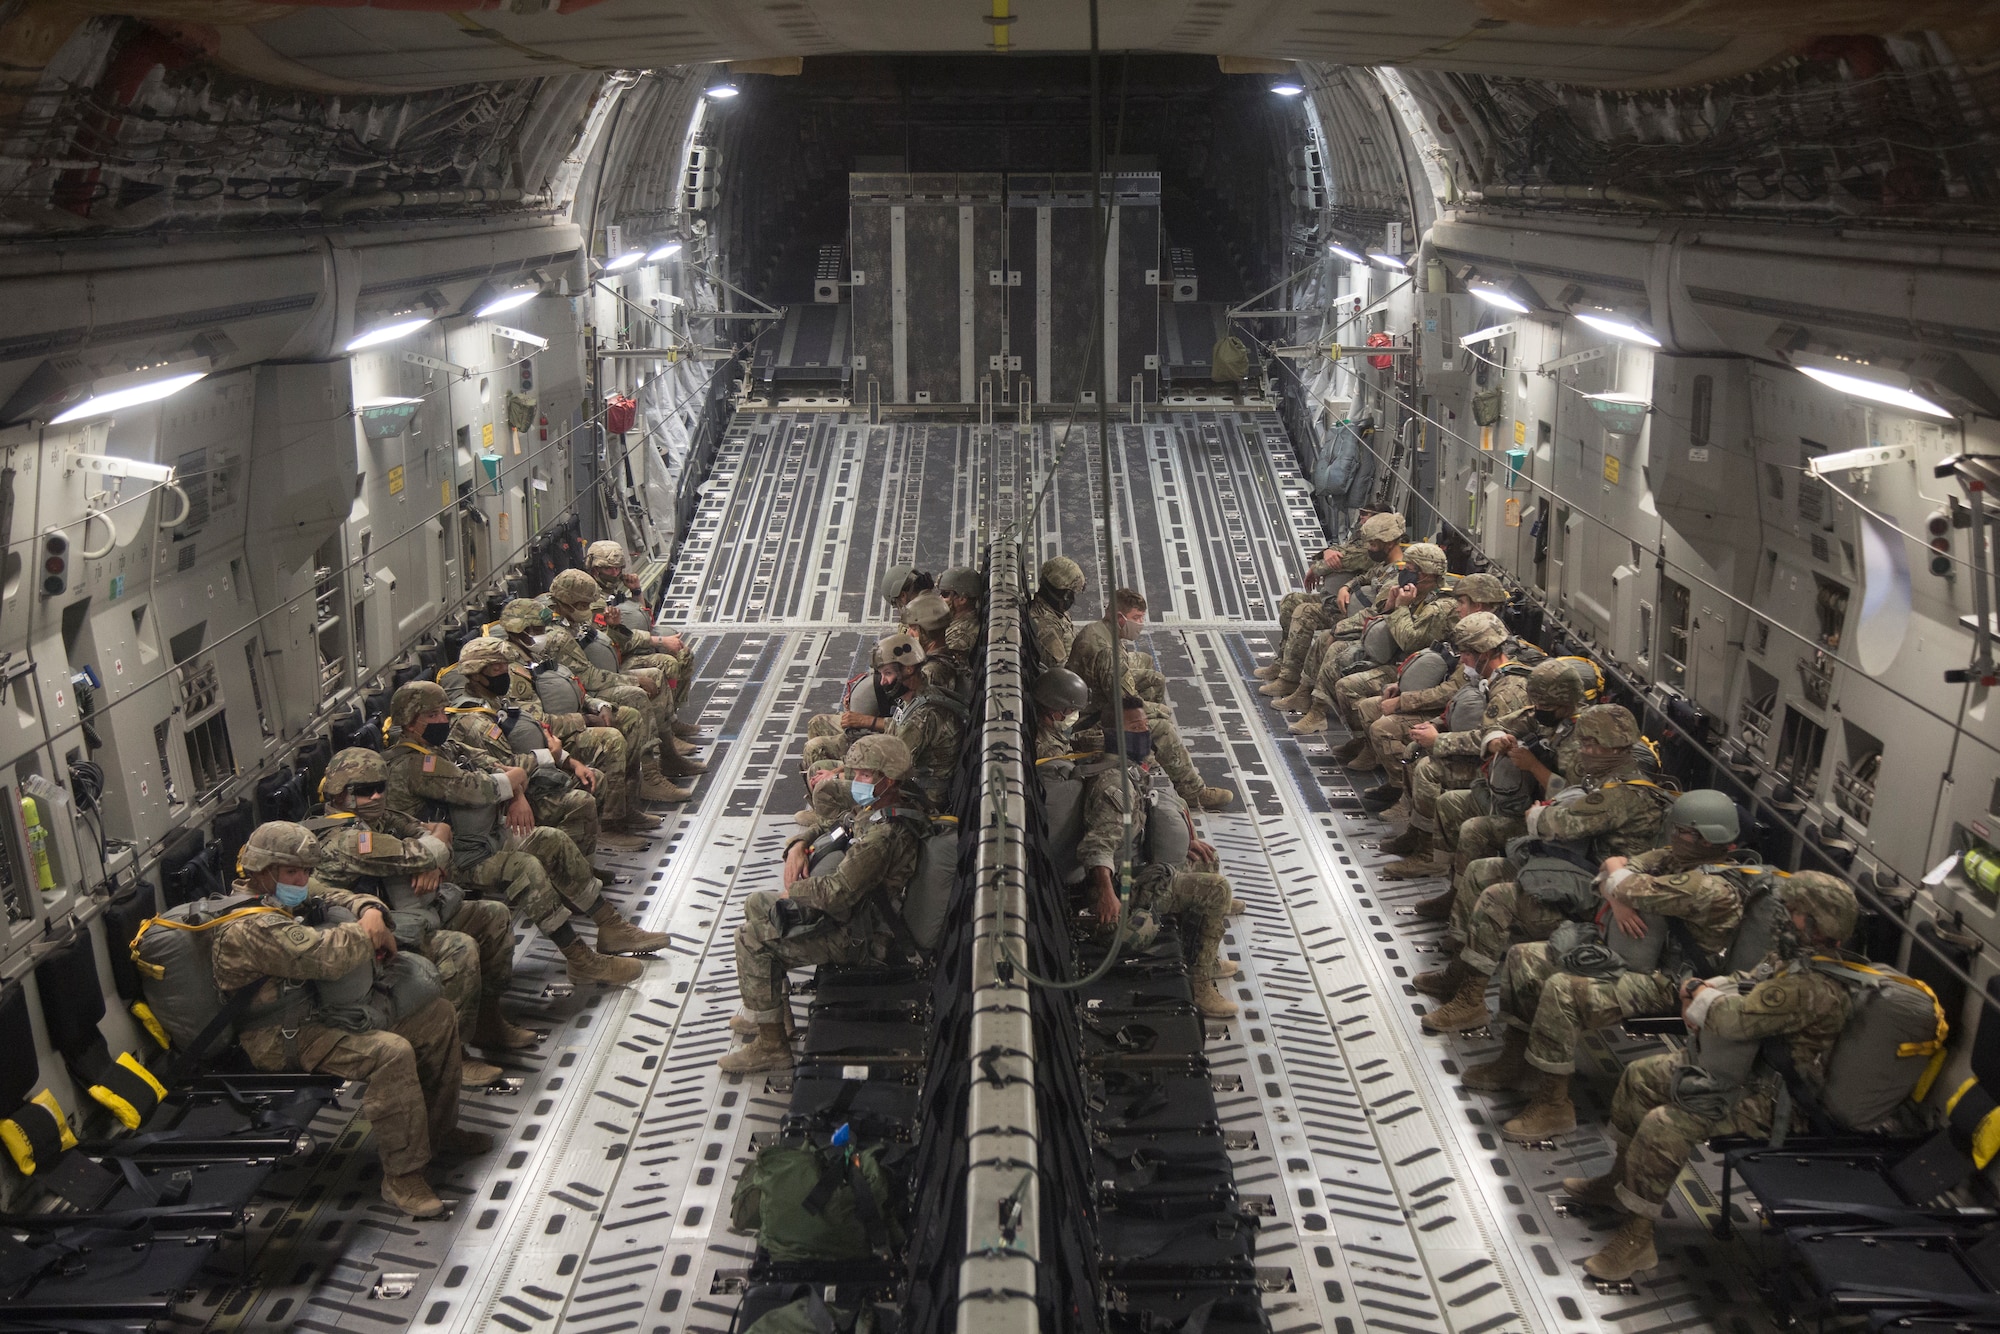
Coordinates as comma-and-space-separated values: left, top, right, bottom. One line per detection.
1573, 311, 1661, 348
49, 366, 208, 424
602, 250, 647, 272
647, 241, 683, 262
1469, 284, 1531, 314
475, 288, 537, 317
1271, 82, 1305, 96
1804, 442, 1918, 476
345, 316, 433, 352
704, 80, 739, 99
1367, 252, 1408, 270
1797, 365, 1953, 419
1328, 243, 1364, 263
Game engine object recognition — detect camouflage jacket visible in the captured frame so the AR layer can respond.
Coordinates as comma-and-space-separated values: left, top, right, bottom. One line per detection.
1067, 620, 1145, 722
1683, 965, 1852, 1090
893, 687, 967, 805
540, 621, 631, 696
945, 613, 981, 656
1428, 663, 1534, 760
1027, 600, 1075, 666
305, 807, 449, 893
1075, 758, 1172, 874
788, 798, 926, 924
1382, 587, 1458, 656
1470, 706, 1583, 785
1604, 845, 1748, 962
209, 878, 390, 1067
1528, 766, 1673, 862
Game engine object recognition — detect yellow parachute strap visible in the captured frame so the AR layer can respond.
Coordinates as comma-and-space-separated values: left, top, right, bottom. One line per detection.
1034, 751, 1095, 767
934, 814, 959, 826
1555, 655, 1605, 702
1636, 734, 1663, 765
392, 740, 435, 756
88, 1052, 168, 1130
1812, 955, 1950, 1058
128, 904, 285, 979
1947, 1079, 2000, 1169
131, 1001, 171, 1049
0, 1089, 76, 1174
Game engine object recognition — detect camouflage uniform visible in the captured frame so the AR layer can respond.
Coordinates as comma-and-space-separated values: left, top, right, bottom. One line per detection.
1499, 845, 1742, 1074
1609, 967, 1850, 1216
1076, 756, 1231, 979
306, 808, 516, 1040
382, 736, 600, 933
1433, 705, 1584, 857
945, 612, 981, 657
1028, 598, 1076, 667
737, 799, 926, 1020
210, 878, 461, 1176
1451, 763, 1673, 975
444, 703, 601, 856
1320, 585, 1457, 722
541, 618, 664, 758
1402, 664, 1533, 830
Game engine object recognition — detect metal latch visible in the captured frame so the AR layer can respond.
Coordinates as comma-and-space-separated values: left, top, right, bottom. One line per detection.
372, 1273, 419, 1300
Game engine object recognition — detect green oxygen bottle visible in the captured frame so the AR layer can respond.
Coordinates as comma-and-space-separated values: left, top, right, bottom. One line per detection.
21, 797, 54, 892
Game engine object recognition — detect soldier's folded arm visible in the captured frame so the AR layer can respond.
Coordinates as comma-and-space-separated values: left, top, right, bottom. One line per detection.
1696, 975, 1843, 1041
793, 835, 894, 918
226, 918, 377, 981
399, 757, 513, 807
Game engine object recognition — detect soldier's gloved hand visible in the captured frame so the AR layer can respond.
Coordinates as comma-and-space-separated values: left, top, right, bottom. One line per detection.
783, 842, 809, 889
412, 868, 443, 894
506, 794, 535, 835
359, 907, 398, 957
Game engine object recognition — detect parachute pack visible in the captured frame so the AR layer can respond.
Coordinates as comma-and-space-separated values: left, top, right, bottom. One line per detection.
130, 893, 286, 1054
730, 1139, 908, 1262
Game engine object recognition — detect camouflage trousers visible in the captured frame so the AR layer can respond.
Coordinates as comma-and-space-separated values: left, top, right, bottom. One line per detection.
1073, 720, 1207, 807
1277, 592, 1311, 641
460, 826, 601, 934
531, 786, 601, 858
427, 899, 516, 1036
1498, 943, 1677, 1076
735, 891, 874, 1019
1436, 785, 1525, 860
1448, 861, 1566, 975
596, 681, 664, 763
1276, 602, 1333, 679
559, 724, 632, 825
1323, 662, 1397, 725
1137, 869, 1232, 978
245, 996, 461, 1176
803, 727, 862, 767
1363, 710, 1444, 786
622, 649, 693, 709
1408, 754, 1481, 831
1610, 1051, 1778, 1218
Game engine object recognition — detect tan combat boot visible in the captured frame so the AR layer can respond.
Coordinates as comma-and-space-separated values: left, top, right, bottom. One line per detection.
1584, 1217, 1658, 1282
1562, 1146, 1629, 1208
1377, 796, 1411, 823
671, 734, 702, 756
460, 1055, 504, 1087
1382, 852, 1449, 882
609, 809, 664, 831
719, 1022, 793, 1074
592, 902, 670, 954
1226, 898, 1246, 915
1192, 977, 1239, 1019
1330, 735, 1370, 765
1210, 957, 1240, 978
639, 761, 694, 803
596, 829, 651, 853
560, 938, 644, 985
1289, 707, 1328, 734
1195, 787, 1235, 811
1502, 1074, 1577, 1142
382, 1172, 447, 1219
673, 719, 706, 741
1252, 665, 1281, 680
1421, 969, 1492, 1033
1275, 684, 1316, 713
1461, 1027, 1533, 1091
658, 745, 708, 777
473, 999, 540, 1051
1346, 742, 1382, 772
1412, 957, 1466, 1000
1379, 824, 1427, 857
435, 1126, 495, 1156
1258, 676, 1297, 698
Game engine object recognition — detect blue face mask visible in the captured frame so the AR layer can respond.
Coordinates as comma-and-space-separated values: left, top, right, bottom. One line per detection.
850, 779, 876, 805
274, 880, 310, 910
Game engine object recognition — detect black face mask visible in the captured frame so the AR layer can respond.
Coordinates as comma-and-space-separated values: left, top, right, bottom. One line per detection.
1043, 586, 1076, 613
1398, 566, 1421, 588
1120, 730, 1154, 765
482, 670, 510, 689
421, 720, 452, 746
1531, 707, 1567, 728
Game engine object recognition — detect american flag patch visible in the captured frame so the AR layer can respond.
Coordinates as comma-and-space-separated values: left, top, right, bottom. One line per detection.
422, 755, 436, 772
357, 831, 372, 854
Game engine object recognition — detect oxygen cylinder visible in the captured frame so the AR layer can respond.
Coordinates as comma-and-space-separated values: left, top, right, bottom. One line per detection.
21, 797, 53, 892
1965, 844, 2000, 899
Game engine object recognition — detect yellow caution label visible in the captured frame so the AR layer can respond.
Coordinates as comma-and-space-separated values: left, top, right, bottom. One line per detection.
1603, 455, 1621, 484
1513, 419, 1526, 445
388, 465, 405, 495
482, 422, 494, 448
442, 480, 452, 509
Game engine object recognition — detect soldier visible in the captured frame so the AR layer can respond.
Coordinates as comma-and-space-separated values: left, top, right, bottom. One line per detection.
1028, 555, 1085, 666
1031, 667, 1090, 761
1260, 511, 1404, 703
584, 540, 702, 728
1076, 698, 1238, 1019
1418, 704, 1673, 1033
309, 749, 539, 1086
1349, 604, 1513, 825
1069, 589, 1235, 812
900, 592, 964, 697
877, 563, 935, 613
1377, 613, 1535, 879
448, 636, 658, 853
722, 735, 930, 1073
212, 822, 487, 1218
937, 567, 985, 658
545, 569, 706, 791
1564, 873, 1858, 1281
1259, 510, 1382, 685
1470, 790, 1746, 1141
1292, 542, 1458, 735
1330, 571, 1512, 772
805, 633, 966, 808
380, 681, 659, 986
793, 758, 853, 826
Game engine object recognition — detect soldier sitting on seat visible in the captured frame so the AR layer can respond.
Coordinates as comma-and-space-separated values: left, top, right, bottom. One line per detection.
211, 822, 490, 1218
583, 539, 703, 728
545, 569, 705, 796
805, 633, 966, 810
1291, 542, 1459, 736
1418, 704, 1673, 1034
309, 749, 540, 1086
722, 735, 930, 1074
1260, 511, 1405, 706
1467, 790, 1748, 1142
1028, 556, 1085, 666
1563, 873, 1858, 1282
937, 567, 985, 659
877, 563, 935, 614
899, 592, 965, 699
381, 681, 662, 987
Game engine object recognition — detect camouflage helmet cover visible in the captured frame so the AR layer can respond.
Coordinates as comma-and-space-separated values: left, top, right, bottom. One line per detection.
938, 567, 985, 598
238, 820, 325, 874
1574, 703, 1639, 747
871, 631, 927, 669
1451, 611, 1508, 653
548, 569, 601, 608
456, 637, 519, 671
1402, 542, 1447, 575
585, 540, 627, 569
1668, 789, 1742, 844
1359, 512, 1406, 543
844, 733, 914, 780
1455, 572, 1509, 605
1038, 556, 1085, 592
902, 592, 953, 635
499, 598, 552, 632
320, 747, 388, 797
390, 679, 449, 728
1525, 658, 1586, 710
1032, 667, 1091, 713
1781, 870, 1859, 944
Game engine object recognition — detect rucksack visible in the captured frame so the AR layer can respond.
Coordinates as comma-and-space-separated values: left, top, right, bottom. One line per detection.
1038, 762, 1086, 886
900, 816, 961, 953
730, 1140, 907, 1261
737, 1286, 895, 1334
1211, 335, 1250, 383
1553, 655, 1605, 703
1811, 957, 1949, 1132
130, 893, 284, 1053
1397, 643, 1458, 695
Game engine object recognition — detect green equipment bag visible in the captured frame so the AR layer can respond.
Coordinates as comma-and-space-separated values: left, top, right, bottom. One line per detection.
1504, 835, 1602, 916
730, 1141, 907, 1261
1211, 335, 1250, 383
738, 1284, 896, 1334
